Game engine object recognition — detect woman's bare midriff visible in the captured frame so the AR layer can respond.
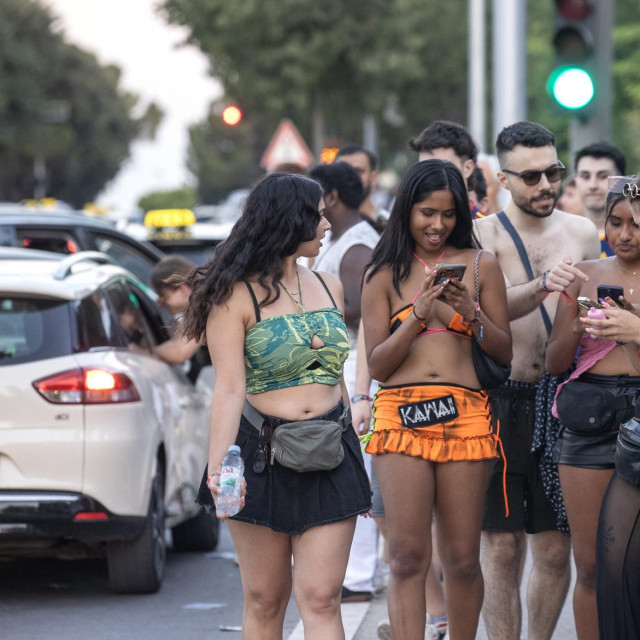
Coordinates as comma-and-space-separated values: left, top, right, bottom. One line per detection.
247, 382, 343, 421
383, 331, 480, 388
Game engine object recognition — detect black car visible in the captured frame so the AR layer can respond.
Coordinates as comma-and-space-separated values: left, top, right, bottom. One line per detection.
0, 207, 165, 285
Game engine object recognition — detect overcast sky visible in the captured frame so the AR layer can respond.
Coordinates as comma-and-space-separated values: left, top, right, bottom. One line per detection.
45, 0, 222, 215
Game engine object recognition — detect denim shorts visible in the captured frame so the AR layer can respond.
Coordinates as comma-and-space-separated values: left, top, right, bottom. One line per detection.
196, 401, 371, 535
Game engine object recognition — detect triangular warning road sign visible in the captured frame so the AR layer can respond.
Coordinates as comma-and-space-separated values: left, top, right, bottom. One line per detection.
260, 119, 315, 170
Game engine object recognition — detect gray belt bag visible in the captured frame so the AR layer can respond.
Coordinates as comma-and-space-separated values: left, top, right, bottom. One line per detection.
242, 400, 351, 473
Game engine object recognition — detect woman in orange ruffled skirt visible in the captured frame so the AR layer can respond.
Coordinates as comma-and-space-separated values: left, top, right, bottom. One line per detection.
362, 159, 512, 640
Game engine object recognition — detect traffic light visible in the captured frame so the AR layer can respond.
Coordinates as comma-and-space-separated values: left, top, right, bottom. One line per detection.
548, 0, 595, 111
222, 105, 243, 126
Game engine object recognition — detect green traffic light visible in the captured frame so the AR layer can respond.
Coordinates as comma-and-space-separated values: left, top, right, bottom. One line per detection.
548, 66, 595, 110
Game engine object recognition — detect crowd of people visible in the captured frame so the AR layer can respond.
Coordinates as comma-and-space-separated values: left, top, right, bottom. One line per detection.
147, 117, 640, 640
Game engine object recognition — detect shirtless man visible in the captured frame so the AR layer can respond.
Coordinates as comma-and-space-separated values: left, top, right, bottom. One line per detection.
474, 121, 601, 640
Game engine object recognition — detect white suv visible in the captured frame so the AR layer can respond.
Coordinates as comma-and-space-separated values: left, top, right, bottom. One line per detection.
0, 249, 216, 593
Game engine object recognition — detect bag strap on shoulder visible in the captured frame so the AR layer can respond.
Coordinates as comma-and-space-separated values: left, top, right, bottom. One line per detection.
496, 210, 553, 336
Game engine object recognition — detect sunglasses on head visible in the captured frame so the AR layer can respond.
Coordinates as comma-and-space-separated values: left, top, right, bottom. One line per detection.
608, 175, 639, 198
502, 162, 566, 186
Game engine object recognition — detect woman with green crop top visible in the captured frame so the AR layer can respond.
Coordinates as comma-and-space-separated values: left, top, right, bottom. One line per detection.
181, 173, 371, 640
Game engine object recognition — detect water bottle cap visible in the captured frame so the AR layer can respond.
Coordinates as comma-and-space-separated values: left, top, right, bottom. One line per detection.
228, 445, 241, 454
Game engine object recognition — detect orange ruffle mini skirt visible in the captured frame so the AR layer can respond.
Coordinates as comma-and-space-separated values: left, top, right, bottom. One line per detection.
365, 383, 498, 462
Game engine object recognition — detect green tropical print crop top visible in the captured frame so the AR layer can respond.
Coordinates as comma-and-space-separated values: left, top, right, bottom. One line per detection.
243, 274, 349, 394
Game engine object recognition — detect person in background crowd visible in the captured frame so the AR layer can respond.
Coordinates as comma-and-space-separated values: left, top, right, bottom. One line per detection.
474, 121, 601, 640
271, 162, 309, 175
468, 165, 489, 213
477, 152, 507, 215
581, 176, 640, 639
309, 161, 381, 604
556, 176, 586, 217
409, 120, 484, 219
574, 142, 627, 256
545, 179, 640, 640
363, 159, 511, 640
182, 173, 371, 640
336, 144, 390, 231
150, 256, 204, 377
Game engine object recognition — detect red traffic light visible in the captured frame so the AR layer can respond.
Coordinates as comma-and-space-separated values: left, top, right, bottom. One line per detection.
555, 0, 593, 21
222, 106, 242, 126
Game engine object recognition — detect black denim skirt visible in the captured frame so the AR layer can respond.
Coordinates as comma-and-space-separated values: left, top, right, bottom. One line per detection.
554, 373, 640, 469
196, 401, 372, 535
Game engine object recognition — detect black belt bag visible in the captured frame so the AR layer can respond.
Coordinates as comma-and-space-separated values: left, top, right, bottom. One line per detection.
616, 417, 640, 486
242, 401, 351, 473
555, 380, 636, 434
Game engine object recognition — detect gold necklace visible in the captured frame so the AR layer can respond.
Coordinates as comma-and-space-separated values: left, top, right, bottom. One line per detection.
280, 270, 304, 312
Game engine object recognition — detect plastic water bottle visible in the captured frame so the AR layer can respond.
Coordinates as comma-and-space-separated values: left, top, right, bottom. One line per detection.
217, 445, 244, 517
587, 307, 607, 339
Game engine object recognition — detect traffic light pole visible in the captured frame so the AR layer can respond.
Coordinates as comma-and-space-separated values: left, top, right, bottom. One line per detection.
569, 0, 614, 157
492, 0, 527, 143
468, 0, 487, 152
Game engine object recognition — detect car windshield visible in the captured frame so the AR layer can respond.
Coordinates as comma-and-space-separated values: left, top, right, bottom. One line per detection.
0, 297, 72, 365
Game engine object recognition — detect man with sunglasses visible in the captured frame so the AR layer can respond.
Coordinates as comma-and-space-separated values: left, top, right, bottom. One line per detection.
474, 121, 600, 640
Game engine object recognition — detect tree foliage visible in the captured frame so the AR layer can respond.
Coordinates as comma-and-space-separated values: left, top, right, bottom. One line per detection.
138, 186, 198, 212
162, 0, 468, 167
0, 0, 151, 207
162, 0, 640, 191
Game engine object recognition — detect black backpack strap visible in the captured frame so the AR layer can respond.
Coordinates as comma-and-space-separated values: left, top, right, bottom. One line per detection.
243, 281, 261, 322
312, 270, 338, 308
496, 211, 553, 336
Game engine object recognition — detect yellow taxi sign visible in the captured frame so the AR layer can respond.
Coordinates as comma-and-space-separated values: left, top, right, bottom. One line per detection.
21, 198, 62, 209
144, 209, 196, 229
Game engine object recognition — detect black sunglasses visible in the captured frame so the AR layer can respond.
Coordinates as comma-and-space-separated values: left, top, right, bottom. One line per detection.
253, 421, 273, 474
503, 162, 566, 186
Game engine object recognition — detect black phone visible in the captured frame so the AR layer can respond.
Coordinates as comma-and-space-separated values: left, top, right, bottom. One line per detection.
577, 296, 602, 310
433, 263, 467, 286
597, 285, 624, 306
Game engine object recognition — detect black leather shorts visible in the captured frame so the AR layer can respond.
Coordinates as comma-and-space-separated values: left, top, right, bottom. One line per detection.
553, 373, 640, 469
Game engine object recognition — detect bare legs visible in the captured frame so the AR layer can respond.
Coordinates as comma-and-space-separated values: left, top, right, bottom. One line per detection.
228, 517, 356, 640
481, 529, 570, 640
559, 464, 613, 640
375, 453, 491, 640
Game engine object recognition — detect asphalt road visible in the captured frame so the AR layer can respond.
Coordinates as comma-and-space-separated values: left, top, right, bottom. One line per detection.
1, 523, 578, 640
0, 523, 300, 640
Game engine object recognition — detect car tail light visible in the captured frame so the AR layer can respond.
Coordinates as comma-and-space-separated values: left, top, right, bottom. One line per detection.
33, 368, 140, 404
74, 512, 109, 521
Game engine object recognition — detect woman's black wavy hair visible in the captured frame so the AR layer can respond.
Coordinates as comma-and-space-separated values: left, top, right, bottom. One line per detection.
182, 172, 323, 342
366, 159, 479, 294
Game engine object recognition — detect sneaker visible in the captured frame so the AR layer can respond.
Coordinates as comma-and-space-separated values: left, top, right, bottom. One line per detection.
425, 624, 444, 640
341, 586, 374, 603
376, 620, 392, 640
373, 561, 390, 592
425, 616, 448, 640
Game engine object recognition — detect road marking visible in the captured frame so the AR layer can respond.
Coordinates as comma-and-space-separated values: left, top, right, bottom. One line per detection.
286, 602, 370, 640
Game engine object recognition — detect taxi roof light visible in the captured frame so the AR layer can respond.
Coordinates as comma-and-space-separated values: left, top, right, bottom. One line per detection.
144, 209, 196, 229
